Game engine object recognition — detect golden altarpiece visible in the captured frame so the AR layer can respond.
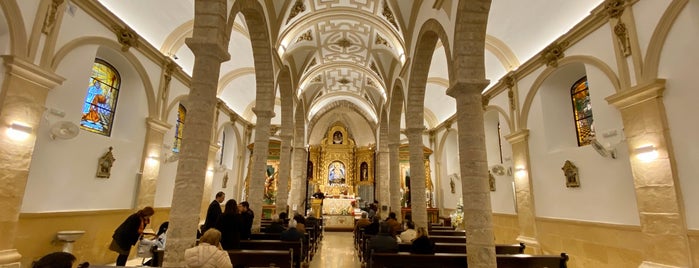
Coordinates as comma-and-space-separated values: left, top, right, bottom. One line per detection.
308, 123, 374, 229
398, 144, 440, 223
244, 140, 284, 219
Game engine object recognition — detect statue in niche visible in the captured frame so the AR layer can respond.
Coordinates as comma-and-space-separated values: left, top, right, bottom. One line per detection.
562, 160, 580, 188
489, 171, 496, 191
360, 162, 368, 181
332, 131, 343, 144
449, 178, 456, 194
96, 146, 116, 178
328, 161, 346, 184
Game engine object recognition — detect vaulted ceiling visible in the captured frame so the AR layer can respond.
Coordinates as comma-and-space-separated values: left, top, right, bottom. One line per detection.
97, 0, 603, 139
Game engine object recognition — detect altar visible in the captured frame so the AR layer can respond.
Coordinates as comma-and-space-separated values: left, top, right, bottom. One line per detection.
322, 197, 356, 230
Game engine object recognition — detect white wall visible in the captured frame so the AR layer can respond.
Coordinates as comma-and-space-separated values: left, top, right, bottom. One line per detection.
525, 63, 639, 225
23, 45, 149, 212
658, 0, 699, 229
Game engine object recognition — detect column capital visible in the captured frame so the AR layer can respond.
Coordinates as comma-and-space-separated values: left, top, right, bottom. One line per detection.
505, 129, 530, 144
146, 117, 172, 134
446, 79, 490, 98
252, 108, 276, 119
185, 38, 230, 62
606, 79, 665, 110
209, 143, 221, 152
2, 55, 65, 88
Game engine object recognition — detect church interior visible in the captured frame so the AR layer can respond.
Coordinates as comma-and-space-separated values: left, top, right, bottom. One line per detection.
0, 0, 697, 267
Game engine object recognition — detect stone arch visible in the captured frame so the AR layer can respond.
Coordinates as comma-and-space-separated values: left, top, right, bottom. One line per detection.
228, 0, 276, 109
0, 0, 27, 56
451, 0, 491, 83
519, 55, 621, 129
50, 36, 157, 118
643, 0, 690, 82
277, 67, 295, 136
406, 19, 452, 129
388, 79, 405, 141
217, 67, 255, 95
485, 105, 513, 131
161, 19, 249, 56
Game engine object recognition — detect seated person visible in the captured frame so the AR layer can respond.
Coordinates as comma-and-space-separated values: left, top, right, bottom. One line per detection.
354, 211, 371, 233
305, 210, 318, 229
293, 213, 306, 233
364, 215, 380, 235
264, 214, 286, 233
385, 212, 402, 237
368, 222, 399, 253
410, 227, 435, 254
279, 211, 290, 225
399, 221, 417, 243
184, 228, 232, 268
280, 220, 304, 242
32, 252, 76, 268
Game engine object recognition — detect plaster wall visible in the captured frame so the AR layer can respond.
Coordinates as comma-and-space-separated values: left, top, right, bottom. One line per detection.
23, 45, 149, 212
658, 0, 699, 229
632, 0, 672, 59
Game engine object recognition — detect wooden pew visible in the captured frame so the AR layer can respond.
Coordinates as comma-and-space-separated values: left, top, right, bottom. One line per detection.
239, 240, 305, 267
370, 252, 569, 268
429, 235, 466, 244
397, 243, 525, 254
429, 230, 466, 236
228, 249, 293, 268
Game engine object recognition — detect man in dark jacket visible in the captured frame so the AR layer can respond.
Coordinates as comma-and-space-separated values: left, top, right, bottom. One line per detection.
240, 201, 254, 239
202, 191, 225, 233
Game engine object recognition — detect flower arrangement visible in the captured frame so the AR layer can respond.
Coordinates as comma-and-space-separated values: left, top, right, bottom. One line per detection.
450, 197, 464, 229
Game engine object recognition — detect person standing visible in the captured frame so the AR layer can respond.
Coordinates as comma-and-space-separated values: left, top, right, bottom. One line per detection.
202, 191, 225, 233
215, 199, 242, 250
239, 201, 254, 240
109, 206, 155, 266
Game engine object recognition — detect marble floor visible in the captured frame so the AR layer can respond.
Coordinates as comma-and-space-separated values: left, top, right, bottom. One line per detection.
309, 231, 361, 268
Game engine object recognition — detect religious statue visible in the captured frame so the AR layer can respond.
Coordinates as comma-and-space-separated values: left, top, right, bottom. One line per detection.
450, 178, 455, 194
96, 146, 115, 178
328, 162, 346, 184
332, 131, 343, 144
222, 172, 229, 188
562, 160, 580, 187
360, 162, 368, 181
489, 171, 496, 191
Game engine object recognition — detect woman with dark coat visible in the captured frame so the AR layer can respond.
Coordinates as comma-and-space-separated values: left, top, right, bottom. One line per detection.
410, 227, 436, 254
110, 206, 155, 266
215, 199, 243, 250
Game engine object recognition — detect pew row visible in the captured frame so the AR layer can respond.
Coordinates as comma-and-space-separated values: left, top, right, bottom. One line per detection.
369, 252, 569, 268
228, 249, 293, 268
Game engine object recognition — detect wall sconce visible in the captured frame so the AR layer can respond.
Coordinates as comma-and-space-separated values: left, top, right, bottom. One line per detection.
7, 123, 32, 141
515, 167, 527, 178
635, 145, 658, 162
206, 168, 214, 176
146, 155, 159, 165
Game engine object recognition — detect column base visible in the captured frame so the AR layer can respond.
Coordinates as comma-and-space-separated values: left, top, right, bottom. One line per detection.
0, 249, 21, 268
639, 261, 685, 268
516, 235, 541, 254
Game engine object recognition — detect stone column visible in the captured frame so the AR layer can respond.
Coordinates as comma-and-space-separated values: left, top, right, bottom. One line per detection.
504, 129, 541, 253
276, 134, 292, 214
406, 127, 428, 229
377, 146, 390, 213
249, 108, 275, 232
289, 145, 308, 212
235, 125, 252, 201
135, 118, 171, 208
447, 81, 496, 268
0, 56, 63, 268
606, 79, 691, 268
163, 0, 229, 265
199, 144, 220, 221
388, 143, 401, 219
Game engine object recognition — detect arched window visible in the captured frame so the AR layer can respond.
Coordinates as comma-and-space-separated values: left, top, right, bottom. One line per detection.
173, 104, 186, 153
571, 76, 595, 146
80, 59, 120, 136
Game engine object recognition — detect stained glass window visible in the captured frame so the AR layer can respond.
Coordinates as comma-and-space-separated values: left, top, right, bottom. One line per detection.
80, 59, 120, 136
173, 104, 186, 153
571, 76, 595, 146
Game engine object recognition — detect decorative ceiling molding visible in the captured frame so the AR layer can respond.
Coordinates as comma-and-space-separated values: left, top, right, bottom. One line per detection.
298, 62, 387, 100
307, 99, 378, 132
287, 0, 306, 23
381, 1, 399, 31
375, 33, 391, 47
541, 41, 569, 67
296, 30, 313, 42
113, 25, 139, 52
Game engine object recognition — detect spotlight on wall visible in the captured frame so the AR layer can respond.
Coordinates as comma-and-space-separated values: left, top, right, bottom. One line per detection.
514, 167, 527, 178
7, 123, 32, 141
635, 145, 658, 162
146, 155, 159, 165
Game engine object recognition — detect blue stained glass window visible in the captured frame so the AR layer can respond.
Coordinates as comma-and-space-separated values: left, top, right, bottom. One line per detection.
173, 104, 186, 153
80, 59, 120, 136
571, 76, 595, 146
